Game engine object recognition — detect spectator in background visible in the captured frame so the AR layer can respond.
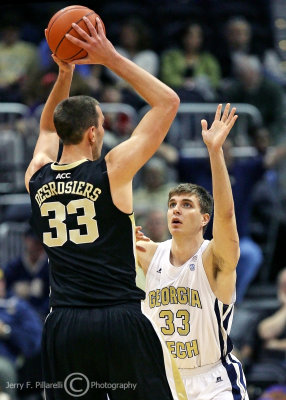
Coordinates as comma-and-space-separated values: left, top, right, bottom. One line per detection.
258, 385, 286, 400
234, 268, 286, 390
107, 18, 159, 82
133, 157, 177, 217
216, 16, 286, 87
222, 55, 285, 142
4, 228, 49, 320
22, 65, 94, 113
249, 127, 286, 280
160, 21, 221, 101
0, 23, 40, 102
0, 268, 42, 400
105, 18, 159, 110
138, 209, 170, 243
258, 268, 286, 355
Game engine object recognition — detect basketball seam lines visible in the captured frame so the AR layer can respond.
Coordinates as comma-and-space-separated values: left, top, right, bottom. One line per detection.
47, 6, 92, 41
55, 11, 95, 58
50, 10, 96, 60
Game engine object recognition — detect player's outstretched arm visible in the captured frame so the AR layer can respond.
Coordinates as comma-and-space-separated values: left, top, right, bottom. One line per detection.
66, 17, 180, 184
25, 54, 74, 192
202, 104, 239, 273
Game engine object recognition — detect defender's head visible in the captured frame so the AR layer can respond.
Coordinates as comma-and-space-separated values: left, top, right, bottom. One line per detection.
168, 183, 213, 235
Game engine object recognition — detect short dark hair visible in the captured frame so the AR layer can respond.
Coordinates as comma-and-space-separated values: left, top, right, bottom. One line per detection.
53, 95, 99, 145
168, 183, 213, 232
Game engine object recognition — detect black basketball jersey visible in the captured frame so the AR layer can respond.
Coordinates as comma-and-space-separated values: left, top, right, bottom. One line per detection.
29, 158, 145, 307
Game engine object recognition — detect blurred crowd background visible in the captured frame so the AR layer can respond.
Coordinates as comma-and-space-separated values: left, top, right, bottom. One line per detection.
1, 0, 286, 399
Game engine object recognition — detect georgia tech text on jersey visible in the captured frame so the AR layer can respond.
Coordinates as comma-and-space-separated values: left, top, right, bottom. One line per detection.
148, 286, 202, 309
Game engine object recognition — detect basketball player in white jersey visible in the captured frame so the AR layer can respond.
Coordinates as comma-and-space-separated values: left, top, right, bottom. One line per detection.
136, 103, 249, 400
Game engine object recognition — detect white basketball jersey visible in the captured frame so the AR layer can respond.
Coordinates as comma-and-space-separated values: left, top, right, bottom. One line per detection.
142, 239, 235, 369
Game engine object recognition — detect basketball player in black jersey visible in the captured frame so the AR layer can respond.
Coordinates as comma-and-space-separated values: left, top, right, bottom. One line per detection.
25, 16, 186, 400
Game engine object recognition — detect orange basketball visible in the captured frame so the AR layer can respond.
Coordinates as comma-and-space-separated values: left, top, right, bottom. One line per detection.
46, 5, 105, 62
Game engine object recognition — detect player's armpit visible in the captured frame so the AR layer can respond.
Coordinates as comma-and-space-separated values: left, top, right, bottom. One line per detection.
202, 240, 237, 304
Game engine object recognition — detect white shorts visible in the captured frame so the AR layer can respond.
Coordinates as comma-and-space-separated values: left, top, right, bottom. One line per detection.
180, 355, 249, 400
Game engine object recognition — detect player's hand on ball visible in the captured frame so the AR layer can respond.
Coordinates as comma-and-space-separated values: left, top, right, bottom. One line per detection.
66, 17, 116, 66
51, 54, 75, 73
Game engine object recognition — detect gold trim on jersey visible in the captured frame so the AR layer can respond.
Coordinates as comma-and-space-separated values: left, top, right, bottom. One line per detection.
51, 159, 89, 171
129, 214, 146, 292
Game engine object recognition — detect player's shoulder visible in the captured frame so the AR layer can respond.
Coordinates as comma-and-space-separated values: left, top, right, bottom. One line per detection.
25, 154, 53, 192
137, 240, 159, 275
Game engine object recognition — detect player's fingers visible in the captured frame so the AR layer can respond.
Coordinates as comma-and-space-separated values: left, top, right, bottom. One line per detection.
226, 107, 236, 125
135, 230, 150, 242
201, 119, 208, 132
221, 103, 230, 122
66, 32, 88, 49
71, 22, 92, 42
136, 244, 147, 253
214, 104, 222, 121
226, 115, 238, 132
96, 17, 105, 36
82, 16, 97, 38
141, 236, 151, 242
69, 58, 88, 65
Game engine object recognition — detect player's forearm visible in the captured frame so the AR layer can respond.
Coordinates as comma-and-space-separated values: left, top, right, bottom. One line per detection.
106, 53, 179, 109
258, 306, 286, 340
209, 148, 236, 219
40, 69, 74, 132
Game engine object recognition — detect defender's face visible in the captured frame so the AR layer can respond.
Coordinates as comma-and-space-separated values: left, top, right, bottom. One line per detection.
167, 194, 208, 236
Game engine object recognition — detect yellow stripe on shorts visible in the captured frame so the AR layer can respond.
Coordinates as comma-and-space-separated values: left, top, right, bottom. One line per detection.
129, 213, 146, 291
142, 304, 188, 400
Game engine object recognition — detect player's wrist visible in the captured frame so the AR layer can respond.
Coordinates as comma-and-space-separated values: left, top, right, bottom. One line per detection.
102, 50, 122, 69
58, 69, 74, 77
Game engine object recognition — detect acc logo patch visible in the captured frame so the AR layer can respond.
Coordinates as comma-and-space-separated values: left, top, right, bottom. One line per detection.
189, 264, 195, 271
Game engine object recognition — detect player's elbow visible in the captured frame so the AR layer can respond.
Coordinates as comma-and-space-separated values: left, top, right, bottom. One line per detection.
216, 206, 236, 223
257, 322, 274, 341
169, 91, 180, 112
161, 90, 180, 115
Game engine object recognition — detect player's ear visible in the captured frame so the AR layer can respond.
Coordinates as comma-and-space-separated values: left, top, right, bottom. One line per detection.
202, 213, 210, 226
88, 126, 95, 143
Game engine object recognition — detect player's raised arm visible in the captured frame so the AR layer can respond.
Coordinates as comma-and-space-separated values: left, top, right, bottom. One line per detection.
66, 17, 180, 185
202, 104, 239, 301
25, 54, 74, 192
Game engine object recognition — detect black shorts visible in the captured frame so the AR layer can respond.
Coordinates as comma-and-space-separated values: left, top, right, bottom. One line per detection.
42, 302, 177, 400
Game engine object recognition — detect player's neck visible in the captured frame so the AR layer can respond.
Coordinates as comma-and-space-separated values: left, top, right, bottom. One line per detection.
170, 234, 204, 267
59, 144, 92, 164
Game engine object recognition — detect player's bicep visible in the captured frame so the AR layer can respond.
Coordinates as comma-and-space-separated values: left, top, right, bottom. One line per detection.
212, 216, 240, 270
106, 106, 177, 183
